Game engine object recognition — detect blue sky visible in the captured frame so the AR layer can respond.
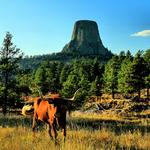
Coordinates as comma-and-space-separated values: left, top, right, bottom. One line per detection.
0, 0, 150, 56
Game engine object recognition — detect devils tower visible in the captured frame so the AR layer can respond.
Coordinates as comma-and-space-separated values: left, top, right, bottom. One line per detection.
62, 20, 111, 56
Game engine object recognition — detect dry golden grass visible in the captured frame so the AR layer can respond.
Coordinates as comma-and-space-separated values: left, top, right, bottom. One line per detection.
70, 110, 144, 124
0, 111, 150, 150
0, 126, 150, 150
141, 109, 150, 115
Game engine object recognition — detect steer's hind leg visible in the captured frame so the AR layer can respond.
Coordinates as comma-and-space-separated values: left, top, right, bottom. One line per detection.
32, 113, 37, 129
59, 115, 67, 143
32, 113, 38, 137
62, 127, 66, 143
50, 123, 58, 145
48, 123, 58, 143
53, 124, 58, 145
32, 117, 36, 131
48, 124, 53, 140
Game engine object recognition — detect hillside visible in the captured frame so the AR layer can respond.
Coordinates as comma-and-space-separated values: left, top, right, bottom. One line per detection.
20, 52, 113, 70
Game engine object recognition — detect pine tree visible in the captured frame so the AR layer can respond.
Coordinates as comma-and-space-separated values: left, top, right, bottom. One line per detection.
103, 56, 120, 99
90, 76, 102, 100
61, 59, 82, 97
143, 49, 150, 99
145, 75, 150, 99
0, 32, 23, 115
119, 51, 126, 62
118, 57, 133, 97
125, 51, 149, 98
16, 70, 32, 97
126, 50, 133, 60
34, 65, 47, 95
60, 64, 71, 85
34, 61, 63, 95
61, 73, 79, 97
79, 74, 90, 90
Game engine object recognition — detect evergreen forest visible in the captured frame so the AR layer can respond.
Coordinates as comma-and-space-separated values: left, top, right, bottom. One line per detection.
0, 32, 150, 114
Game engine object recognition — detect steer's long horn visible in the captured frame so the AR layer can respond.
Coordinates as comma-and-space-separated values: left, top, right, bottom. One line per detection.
21, 101, 34, 116
21, 104, 33, 116
69, 88, 81, 101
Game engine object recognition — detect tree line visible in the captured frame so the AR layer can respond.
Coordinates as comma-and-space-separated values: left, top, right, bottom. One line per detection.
0, 32, 150, 115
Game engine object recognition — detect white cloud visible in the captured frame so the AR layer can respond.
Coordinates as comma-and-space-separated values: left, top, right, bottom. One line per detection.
131, 30, 150, 37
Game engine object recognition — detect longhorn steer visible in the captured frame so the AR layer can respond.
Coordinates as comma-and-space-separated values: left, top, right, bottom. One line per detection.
32, 97, 68, 143
22, 89, 80, 143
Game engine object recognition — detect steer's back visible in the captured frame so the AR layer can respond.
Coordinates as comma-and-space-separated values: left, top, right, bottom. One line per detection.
34, 98, 57, 122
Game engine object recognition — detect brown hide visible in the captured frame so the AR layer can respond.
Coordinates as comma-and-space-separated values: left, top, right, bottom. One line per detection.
32, 97, 67, 143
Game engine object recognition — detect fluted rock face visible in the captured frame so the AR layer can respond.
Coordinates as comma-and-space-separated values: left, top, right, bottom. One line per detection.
62, 20, 110, 56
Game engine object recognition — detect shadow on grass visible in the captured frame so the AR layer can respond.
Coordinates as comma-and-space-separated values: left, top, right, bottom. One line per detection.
0, 113, 150, 135
68, 117, 150, 135
0, 113, 33, 128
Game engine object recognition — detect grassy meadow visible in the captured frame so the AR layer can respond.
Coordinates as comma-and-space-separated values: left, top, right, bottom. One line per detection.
0, 110, 150, 150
